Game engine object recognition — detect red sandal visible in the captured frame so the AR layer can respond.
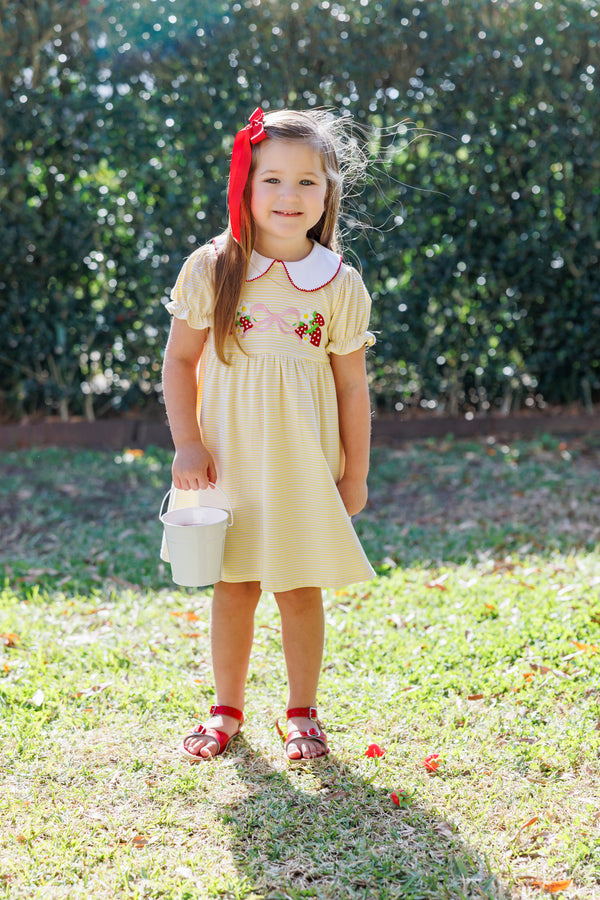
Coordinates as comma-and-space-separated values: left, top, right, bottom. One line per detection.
276, 706, 330, 762
179, 704, 244, 761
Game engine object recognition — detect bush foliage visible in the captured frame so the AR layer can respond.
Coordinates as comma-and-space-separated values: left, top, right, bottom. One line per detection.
1, 0, 598, 420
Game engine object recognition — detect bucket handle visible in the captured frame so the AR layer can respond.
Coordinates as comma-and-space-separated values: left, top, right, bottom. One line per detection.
159, 485, 234, 526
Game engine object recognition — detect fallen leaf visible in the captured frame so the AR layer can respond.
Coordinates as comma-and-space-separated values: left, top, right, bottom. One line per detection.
521, 816, 539, 829
131, 834, 149, 848
523, 877, 573, 893
75, 682, 113, 698
467, 693, 484, 701
531, 664, 552, 675
544, 880, 572, 893
426, 574, 449, 590
106, 576, 139, 591
0, 633, 20, 647
572, 640, 598, 653
365, 743, 386, 758
323, 789, 350, 801
170, 610, 201, 621
117, 833, 152, 848
523, 672, 536, 681
434, 821, 455, 840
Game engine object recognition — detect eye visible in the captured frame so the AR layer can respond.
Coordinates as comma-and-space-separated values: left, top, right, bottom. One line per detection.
300, 179, 315, 186
265, 177, 280, 184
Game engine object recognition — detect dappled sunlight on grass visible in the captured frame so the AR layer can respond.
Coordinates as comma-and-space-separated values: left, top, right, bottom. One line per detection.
1, 440, 599, 897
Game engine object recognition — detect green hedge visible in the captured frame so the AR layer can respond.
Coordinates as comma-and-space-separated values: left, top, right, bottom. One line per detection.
1, 0, 598, 420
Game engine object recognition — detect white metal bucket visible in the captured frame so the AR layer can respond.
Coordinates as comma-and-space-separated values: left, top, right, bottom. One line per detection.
159, 487, 233, 587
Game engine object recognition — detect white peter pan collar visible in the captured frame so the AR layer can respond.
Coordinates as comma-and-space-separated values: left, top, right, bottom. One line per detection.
213, 236, 343, 292
248, 241, 343, 291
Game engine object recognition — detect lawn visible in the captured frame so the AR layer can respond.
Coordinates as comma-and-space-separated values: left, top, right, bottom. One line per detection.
1, 435, 599, 899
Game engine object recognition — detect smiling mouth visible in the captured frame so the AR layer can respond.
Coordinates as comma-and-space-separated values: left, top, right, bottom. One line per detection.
274, 210, 302, 216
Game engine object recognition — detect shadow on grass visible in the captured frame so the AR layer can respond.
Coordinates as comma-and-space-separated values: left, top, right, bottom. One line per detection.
213, 737, 510, 900
2, 442, 600, 590
356, 438, 600, 570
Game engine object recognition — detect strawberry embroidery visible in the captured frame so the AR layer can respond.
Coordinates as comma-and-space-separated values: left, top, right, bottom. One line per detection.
295, 311, 325, 347
235, 303, 325, 346
235, 304, 254, 335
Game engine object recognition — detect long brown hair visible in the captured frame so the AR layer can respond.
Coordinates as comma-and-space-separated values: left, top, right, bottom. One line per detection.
212, 109, 345, 364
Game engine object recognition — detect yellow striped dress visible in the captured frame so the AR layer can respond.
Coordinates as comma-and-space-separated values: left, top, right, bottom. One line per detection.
163, 238, 376, 592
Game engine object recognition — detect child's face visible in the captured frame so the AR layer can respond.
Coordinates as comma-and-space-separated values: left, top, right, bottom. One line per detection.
250, 139, 327, 260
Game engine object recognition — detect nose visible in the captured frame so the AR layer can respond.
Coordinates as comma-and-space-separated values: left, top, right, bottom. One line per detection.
279, 181, 299, 201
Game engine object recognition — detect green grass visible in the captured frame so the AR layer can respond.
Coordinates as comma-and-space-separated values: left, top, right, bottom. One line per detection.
1, 436, 599, 899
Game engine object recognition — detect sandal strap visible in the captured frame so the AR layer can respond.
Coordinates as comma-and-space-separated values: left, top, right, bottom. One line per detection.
285, 724, 330, 757
286, 706, 318, 720
276, 708, 330, 756
287, 726, 327, 743
180, 705, 244, 761
184, 724, 231, 750
210, 704, 244, 725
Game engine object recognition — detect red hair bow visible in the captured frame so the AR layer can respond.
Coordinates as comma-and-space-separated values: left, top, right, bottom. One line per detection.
228, 107, 268, 243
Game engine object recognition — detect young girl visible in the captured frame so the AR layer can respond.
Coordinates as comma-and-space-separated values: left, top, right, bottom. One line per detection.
161, 107, 375, 762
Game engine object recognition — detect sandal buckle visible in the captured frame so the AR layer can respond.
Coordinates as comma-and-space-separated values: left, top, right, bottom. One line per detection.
286, 706, 319, 721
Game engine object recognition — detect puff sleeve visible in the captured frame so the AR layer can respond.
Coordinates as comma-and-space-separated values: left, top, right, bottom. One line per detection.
165, 243, 216, 330
326, 266, 376, 355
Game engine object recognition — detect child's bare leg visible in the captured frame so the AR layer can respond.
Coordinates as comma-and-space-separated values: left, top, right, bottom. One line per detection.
274, 587, 326, 760
183, 580, 261, 759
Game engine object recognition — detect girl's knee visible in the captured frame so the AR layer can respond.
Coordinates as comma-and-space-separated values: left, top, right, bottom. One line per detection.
274, 587, 323, 610
214, 581, 262, 607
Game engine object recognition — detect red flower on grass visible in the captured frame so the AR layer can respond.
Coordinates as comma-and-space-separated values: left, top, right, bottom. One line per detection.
365, 743, 386, 758
423, 753, 441, 772
391, 789, 405, 806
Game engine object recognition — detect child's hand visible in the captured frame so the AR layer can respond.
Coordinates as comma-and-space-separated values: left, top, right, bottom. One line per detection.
172, 441, 217, 491
336, 475, 368, 517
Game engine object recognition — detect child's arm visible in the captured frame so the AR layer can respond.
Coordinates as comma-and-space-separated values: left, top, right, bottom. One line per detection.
330, 347, 371, 516
162, 317, 217, 491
